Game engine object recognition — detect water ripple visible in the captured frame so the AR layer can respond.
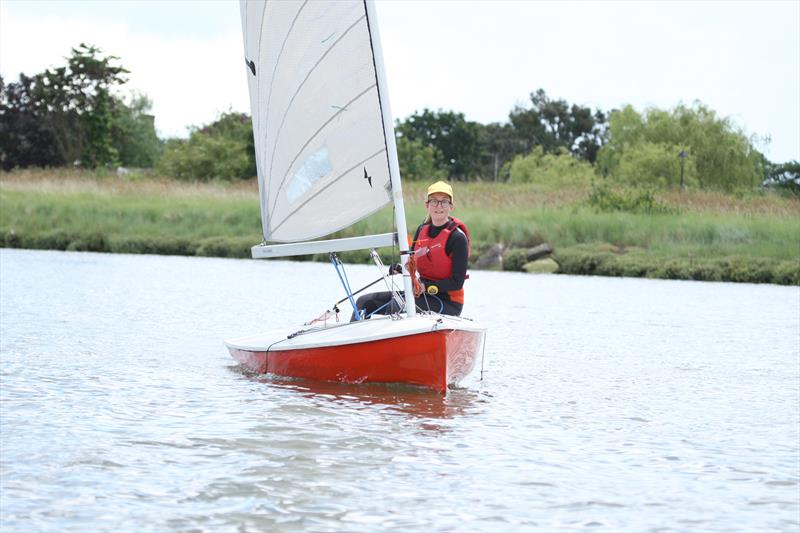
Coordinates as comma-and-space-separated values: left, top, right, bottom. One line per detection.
1, 249, 798, 532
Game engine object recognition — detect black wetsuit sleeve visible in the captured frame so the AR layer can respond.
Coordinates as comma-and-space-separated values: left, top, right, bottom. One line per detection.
420, 229, 468, 294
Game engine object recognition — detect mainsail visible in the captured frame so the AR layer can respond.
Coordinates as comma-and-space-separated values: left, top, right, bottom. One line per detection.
240, 0, 394, 243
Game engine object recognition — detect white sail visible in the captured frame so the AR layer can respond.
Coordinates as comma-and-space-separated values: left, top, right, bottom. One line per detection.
240, 0, 393, 243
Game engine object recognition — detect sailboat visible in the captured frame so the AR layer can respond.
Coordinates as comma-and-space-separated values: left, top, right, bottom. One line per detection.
225, 0, 486, 393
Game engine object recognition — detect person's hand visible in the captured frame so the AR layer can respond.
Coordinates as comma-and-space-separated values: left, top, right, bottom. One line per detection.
388, 263, 403, 275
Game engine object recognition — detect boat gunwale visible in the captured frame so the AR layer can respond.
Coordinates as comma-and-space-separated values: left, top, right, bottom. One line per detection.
224, 313, 486, 352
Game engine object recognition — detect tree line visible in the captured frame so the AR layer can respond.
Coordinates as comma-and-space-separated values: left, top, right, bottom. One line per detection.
1, 44, 797, 194
0, 44, 160, 170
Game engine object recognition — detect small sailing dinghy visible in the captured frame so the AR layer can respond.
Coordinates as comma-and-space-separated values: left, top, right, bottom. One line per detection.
225, 0, 486, 393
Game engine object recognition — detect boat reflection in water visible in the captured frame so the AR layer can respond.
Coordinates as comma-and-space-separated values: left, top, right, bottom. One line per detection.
230, 365, 485, 421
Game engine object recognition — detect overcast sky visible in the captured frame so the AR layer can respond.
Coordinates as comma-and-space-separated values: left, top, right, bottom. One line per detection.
1, 0, 798, 163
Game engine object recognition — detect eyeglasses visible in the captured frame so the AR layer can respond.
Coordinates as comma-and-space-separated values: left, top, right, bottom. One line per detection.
426, 199, 452, 207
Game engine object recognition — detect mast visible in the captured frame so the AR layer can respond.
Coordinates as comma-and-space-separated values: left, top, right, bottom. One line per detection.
364, 0, 416, 317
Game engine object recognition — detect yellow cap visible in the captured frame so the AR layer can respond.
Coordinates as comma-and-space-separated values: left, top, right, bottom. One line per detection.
427, 180, 453, 200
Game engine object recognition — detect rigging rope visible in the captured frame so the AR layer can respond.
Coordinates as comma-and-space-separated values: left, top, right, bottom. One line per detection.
330, 253, 362, 320
370, 249, 404, 312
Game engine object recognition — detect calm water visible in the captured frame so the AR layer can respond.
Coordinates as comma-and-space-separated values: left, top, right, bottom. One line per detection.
1, 248, 798, 532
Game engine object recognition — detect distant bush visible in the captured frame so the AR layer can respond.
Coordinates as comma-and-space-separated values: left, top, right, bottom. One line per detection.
65, 232, 107, 252
157, 134, 251, 181
502, 248, 528, 271
467, 241, 493, 268
112, 93, 162, 168
3, 229, 21, 248
597, 103, 764, 191
195, 236, 252, 258
764, 160, 800, 197
613, 142, 698, 188
587, 182, 677, 214
157, 112, 254, 181
508, 147, 595, 188
555, 247, 798, 285
396, 136, 447, 181
29, 229, 77, 250
109, 236, 196, 256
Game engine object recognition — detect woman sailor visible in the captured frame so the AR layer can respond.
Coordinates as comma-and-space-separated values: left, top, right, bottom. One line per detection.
353, 180, 469, 318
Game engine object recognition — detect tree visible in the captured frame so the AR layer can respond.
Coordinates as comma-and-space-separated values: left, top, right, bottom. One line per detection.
475, 122, 527, 181
197, 111, 256, 177
597, 102, 764, 190
764, 160, 800, 196
0, 75, 65, 169
395, 109, 482, 180
509, 88, 607, 164
82, 86, 118, 167
507, 146, 595, 188
111, 93, 162, 168
613, 142, 698, 188
0, 43, 159, 170
396, 135, 446, 181
45, 43, 128, 167
157, 112, 254, 181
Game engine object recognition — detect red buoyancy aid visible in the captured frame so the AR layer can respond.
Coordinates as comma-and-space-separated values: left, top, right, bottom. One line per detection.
412, 217, 470, 304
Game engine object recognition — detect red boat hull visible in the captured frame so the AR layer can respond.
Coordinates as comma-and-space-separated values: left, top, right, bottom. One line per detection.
228, 328, 482, 393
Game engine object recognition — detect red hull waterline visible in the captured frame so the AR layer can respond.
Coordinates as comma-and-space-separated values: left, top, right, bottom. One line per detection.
228, 329, 483, 393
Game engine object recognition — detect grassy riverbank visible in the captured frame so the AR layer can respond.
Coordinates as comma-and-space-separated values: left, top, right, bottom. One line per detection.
2, 169, 798, 284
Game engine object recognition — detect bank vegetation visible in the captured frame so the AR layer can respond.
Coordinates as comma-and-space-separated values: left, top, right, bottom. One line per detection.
2, 45, 798, 285
2, 169, 797, 285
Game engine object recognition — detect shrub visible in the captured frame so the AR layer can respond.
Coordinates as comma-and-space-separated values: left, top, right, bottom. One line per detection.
3, 229, 21, 248
112, 93, 162, 168
554, 246, 798, 285
508, 147, 595, 188
196, 236, 252, 258
65, 232, 107, 252
468, 241, 493, 268
396, 136, 447, 181
597, 103, 764, 191
31, 229, 74, 250
587, 182, 677, 214
613, 142, 698, 188
764, 160, 800, 197
502, 248, 528, 271
108, 236, 195, 256
773, 261, 800, 285
157, 129, 251, 181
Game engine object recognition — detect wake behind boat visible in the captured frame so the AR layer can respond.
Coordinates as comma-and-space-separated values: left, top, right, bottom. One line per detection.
226, 0, 486, 392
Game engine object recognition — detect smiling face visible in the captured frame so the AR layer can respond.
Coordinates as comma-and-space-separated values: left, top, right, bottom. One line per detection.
425, 193, 453, 226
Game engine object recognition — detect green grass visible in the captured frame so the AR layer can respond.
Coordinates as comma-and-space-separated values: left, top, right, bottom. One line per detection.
2, 169, 798, 284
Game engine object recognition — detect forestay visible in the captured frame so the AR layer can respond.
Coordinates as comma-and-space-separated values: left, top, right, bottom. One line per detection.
240, 0, 393, 243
